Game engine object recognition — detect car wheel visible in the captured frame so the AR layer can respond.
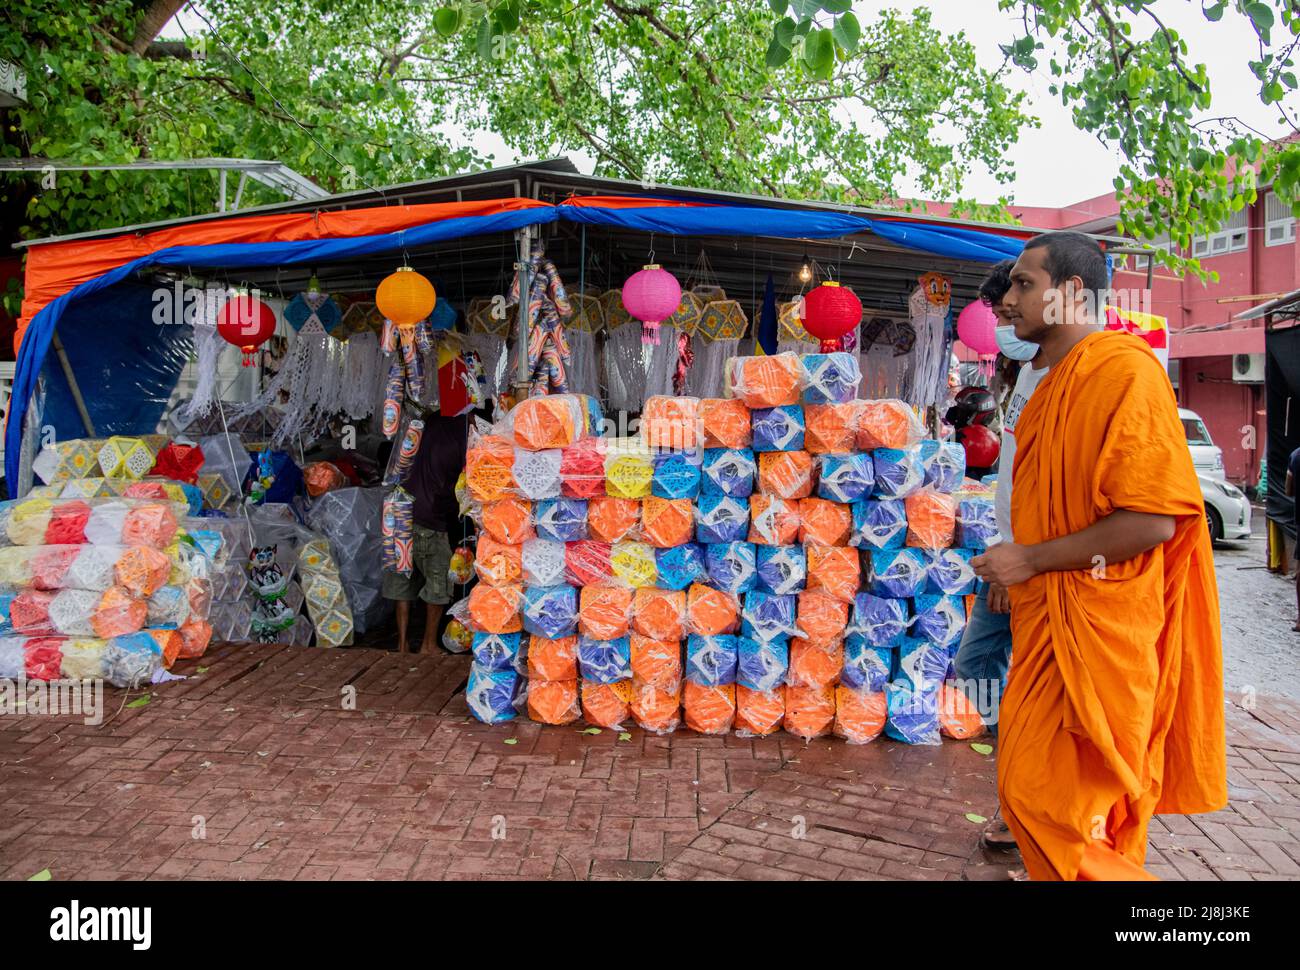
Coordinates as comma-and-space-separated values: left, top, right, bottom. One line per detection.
1204, 504, 1223, 544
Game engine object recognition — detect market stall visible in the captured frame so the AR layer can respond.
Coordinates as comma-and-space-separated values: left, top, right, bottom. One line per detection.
4, 158, 1112, 741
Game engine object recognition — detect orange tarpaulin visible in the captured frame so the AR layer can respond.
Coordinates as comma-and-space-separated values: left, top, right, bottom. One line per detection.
18, 197, 552, 330
1002, 331, 1226, 881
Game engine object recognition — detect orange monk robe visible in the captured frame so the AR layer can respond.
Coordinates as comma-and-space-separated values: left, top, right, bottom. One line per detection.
1001, 331, 1227, 881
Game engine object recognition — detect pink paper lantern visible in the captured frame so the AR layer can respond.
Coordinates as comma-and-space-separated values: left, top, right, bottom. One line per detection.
956, 300, 999, 356
622, 264, 682, 346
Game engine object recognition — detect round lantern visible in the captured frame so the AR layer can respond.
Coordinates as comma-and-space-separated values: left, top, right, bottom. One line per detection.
375, 266, 437, 327
622, 264, 681, 346
800, 281, 863, 352
956, 300, 999, 356
215, 294, 278, 367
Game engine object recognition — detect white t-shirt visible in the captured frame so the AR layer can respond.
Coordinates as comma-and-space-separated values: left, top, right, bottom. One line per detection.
994, 360, 1050, 542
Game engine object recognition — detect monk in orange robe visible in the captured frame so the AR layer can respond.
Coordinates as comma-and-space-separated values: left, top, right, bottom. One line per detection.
972, 231, 1227, 881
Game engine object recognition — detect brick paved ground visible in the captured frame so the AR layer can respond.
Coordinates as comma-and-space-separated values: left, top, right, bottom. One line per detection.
1, 642, 1298, 881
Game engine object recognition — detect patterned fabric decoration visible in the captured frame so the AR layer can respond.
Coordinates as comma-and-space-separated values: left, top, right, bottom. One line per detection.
508, 241, 573, 397
283, 288, 343, 334
568, 292, 606, 333
696, 297, 748, 341
669, 290, 705, 335
314, 607, 354, 647
778, 300, 814, 343
197, 473, 231, 510
599, 289, 633, 331
97, 437, 155, 480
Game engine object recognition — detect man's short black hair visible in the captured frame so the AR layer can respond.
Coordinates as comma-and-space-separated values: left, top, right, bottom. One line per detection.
1023, 230, 1110, 298
978, 259, 1015, 307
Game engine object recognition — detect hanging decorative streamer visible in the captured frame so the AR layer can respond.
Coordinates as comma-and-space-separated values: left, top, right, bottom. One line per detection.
178, 286, 232, 423
603, 312, 648, 413
906, 273, 952, 407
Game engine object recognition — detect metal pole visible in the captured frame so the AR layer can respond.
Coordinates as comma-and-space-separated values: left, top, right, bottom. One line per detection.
515, 225, 533, 388
219, 170, 227, 212
51, 332, 96, 436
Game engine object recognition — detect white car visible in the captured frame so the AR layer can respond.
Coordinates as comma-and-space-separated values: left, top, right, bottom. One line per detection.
1180, 408, 1225, 481
1201, 473, 1251, 542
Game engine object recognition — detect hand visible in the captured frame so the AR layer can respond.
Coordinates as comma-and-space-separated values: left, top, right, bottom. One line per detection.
986, 581, 1011, 614
972, 543, 1039, 588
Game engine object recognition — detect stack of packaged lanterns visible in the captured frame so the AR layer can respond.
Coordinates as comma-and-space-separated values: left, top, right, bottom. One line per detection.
0, 495, 220, 687
462, 352, 993, 745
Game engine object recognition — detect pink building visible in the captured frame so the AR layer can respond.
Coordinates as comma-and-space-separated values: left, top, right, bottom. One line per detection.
924, 175, 1297, 486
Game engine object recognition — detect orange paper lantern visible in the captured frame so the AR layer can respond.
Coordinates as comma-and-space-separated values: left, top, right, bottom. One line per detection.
630, 634, 682, 691
587, 496, 641, 543
474, 535, 523, 587
686, 583, 739, 636
466, 435, 516, 502
784, 685, 837, 740
728, 354, 802, 408
683, 681, 736, 735
804, 403, 859, 455
527, 679, 581, 725
939, 683, 986, 739
642, 396, 701, 450
797, 590, 849, 647
905, 489, 957, 549
579, 585, 633, 640
856, 399, 923, 450
632, 587, 686, 642
481, 498, 534, 545
757, 450, 814, 499
799, 498, 852, 547
834, 687, 887, 743
701, 398, 752, 449
735, 685, 786, 736
748, 494, 801, 546
376, 266, 436, 326
528, 634, 578, 681
806, 545, 860, 603
631, 678, 681, 733
468, 583, 523, 634
582, 680, 632, 728
640, 496, 694, 548
788, 638, 844, 690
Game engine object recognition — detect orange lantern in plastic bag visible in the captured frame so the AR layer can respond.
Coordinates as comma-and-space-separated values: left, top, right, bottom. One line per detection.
788, 638, 844, 690
582, 680, 632, 728
640, 496, 693, 548
642, 396, 701, 450
727, 353, 802, 408
804, 403, 859, 454
939, 683, 986, 739
799, 498, 852, 547
91, 585, 148, 638
466, 435, 516, 502
475, 535, 523, 587
684, 681, 736, 735
587, 496, 641, 543
797, 590, 849, 647
481, 497, 534, 545
757, 450, 814, 499
834, 687, 887, 743
122, 503, 180, 548
857, 399, 923, 450
512, 396, 581, 451
468, 583, 523, 633
686, 583, 738, 636
631, 678, 680, 733
806, 545, 860, 603
748, 494, 801, 545
632, 587, 686, 642
630, 634, 682, 691
735, 685, 786, 736
528, 634, 578, 681
905, 489, 957, 549
177, 619, 213, 660
147, 628, 183, 668
784, 684, 837, 740
579, 585, 632, 640
528, 679, 581, 725
115, 546, 172, 597
701, 398, 752, 449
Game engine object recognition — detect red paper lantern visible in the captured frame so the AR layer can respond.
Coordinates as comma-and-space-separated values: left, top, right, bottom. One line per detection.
801, 281, 863, 353
215, 294, 278, 366
622, 264, 682, 346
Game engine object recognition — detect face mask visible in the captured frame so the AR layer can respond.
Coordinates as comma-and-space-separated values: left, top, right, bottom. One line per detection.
995, 325, 1038, 362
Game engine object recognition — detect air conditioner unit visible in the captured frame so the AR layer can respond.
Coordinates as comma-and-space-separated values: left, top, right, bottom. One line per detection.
1232, 353, 1265, 383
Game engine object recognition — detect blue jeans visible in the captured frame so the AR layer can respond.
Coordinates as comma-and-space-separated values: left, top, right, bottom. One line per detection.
953, 589, 1012, 734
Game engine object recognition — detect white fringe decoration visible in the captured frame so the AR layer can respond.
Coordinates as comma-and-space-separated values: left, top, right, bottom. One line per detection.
685, 336, 741, 399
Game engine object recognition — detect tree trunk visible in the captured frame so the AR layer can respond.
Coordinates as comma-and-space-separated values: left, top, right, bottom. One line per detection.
131, 0, 188, 55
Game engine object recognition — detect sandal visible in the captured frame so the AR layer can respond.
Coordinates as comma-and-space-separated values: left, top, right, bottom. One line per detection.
980, 817, 1018, 851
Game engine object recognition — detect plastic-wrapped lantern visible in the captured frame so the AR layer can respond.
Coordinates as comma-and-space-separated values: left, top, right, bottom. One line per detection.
622, 264, 682, 346
215, 294, 278, 366
800, 281, 862, 353
956, 300, 999, 356
376, 266, 437, 327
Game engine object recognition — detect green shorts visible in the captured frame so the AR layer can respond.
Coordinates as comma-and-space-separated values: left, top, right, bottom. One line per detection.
381, 526, 453, 605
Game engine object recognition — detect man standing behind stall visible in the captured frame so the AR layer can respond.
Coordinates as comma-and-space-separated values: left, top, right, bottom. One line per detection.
972, 231, 1226, 880
382, 412, 468, 654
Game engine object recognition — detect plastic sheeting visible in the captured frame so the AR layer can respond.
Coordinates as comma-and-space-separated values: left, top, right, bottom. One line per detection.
305, 487, 389, 634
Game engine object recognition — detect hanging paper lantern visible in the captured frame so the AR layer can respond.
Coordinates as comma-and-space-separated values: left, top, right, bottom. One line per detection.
956, 300, 999, 356
375, 267, 437, 326
215, 294, 278, 366
800, 281, 863, 353
622, 265, 682, 346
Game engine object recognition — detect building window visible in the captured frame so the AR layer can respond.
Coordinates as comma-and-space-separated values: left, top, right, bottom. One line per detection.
1131, 235, 1171, 272
1266, 190, 1296, 247
1191, 208, 1248, 258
